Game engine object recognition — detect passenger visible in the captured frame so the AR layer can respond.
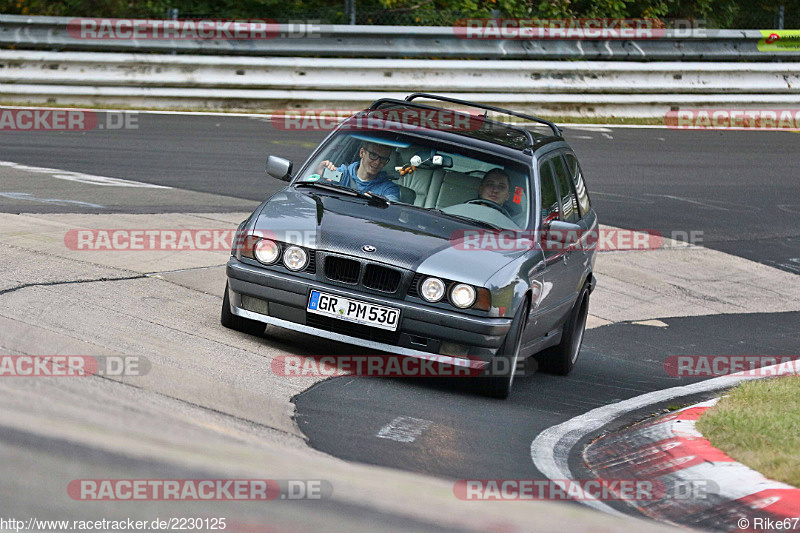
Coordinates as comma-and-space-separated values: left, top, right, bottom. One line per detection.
317, 142, 400, 201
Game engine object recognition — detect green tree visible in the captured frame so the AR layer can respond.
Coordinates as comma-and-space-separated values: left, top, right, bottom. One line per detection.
0, 0, 796, 28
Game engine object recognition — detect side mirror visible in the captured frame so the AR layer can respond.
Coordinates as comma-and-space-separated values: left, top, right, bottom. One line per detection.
544, 220, 582, 244
266, 155, 292, 181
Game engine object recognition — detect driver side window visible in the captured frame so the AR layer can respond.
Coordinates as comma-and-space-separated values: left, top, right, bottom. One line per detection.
539, 159, 560, 225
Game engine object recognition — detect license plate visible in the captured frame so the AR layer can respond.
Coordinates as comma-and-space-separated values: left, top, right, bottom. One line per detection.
307, 290, 400, 331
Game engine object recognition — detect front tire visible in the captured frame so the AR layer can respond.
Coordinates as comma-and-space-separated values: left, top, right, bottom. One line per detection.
477, 299, 529, 399
537, 283, 589, 376
221, 282, 265, 336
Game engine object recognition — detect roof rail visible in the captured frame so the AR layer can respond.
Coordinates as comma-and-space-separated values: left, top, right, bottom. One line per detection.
403, 92, 562, 137
368, 97, 540, 150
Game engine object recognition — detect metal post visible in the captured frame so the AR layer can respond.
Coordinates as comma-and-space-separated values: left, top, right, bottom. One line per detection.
348, 0, 356, 25
778, 5, 785, 30
168, 8, 179, 55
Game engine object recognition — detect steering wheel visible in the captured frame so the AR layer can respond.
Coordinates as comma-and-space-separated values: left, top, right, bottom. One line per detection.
467, 198, 507, 214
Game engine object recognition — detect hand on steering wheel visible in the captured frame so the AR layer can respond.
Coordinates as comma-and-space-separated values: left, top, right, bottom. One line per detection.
467, 198, 507, 214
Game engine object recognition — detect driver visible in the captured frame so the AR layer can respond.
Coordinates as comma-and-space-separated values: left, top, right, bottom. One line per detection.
475, 169, 512, 217
316, 142, 400, 201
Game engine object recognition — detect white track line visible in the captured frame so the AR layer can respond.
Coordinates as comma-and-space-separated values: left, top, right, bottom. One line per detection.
0, 191, 105, 208
0, 105, 675, 129
376, 416, 433, 443
0, 160, 171, 189
530, 361, 800, 516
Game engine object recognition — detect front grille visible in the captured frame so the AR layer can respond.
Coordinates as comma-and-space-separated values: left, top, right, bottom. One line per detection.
407, 273, 425, 298
306, 314, 400, 345
324, 256, 361, 284
362, 264, 402, 293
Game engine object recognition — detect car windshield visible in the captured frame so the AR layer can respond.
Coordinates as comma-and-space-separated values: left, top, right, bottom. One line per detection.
296, 131, 531, 230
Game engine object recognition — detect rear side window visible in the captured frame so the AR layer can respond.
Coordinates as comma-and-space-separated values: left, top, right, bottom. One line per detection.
565, 153, 591, 216
552, 155, 580, 223
538, 160, 560, 224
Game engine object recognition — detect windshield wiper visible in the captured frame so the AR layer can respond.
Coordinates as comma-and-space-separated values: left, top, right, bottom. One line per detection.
295, 181, 391, 207
361, 191, 391, 207
393, 202, 501, 230
432, 209, 501, 230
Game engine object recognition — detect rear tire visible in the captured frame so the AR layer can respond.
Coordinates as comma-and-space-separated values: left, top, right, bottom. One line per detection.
477, 299, 529, 399
537, 283, 589, 376
221, 282, 265, 336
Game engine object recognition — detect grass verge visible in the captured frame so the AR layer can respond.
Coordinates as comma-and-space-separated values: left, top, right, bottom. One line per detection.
696, 375, 800, 487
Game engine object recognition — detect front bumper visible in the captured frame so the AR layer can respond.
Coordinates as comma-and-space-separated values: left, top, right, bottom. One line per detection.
226, 258, 512, 365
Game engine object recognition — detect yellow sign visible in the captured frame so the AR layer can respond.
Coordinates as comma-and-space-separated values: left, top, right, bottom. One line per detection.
758, 30, 800, 51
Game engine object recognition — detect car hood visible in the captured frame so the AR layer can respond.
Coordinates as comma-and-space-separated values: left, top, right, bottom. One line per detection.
252, 189, 526, 286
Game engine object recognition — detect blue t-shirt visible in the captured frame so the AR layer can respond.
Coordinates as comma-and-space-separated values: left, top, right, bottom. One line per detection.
336, 162, 399, 202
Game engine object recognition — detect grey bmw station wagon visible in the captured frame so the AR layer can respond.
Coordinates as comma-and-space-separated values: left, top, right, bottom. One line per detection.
222, 93, 598, 398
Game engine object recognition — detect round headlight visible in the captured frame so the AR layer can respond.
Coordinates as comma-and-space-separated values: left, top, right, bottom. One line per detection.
254, 239, 280, 265
420, 277, 445, 302
450, 283, 477, 308
283, 245, 308, 271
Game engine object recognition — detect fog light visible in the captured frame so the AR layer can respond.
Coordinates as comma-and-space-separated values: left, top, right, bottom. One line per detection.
241, 295, 269, 315
439, 342, 469, 357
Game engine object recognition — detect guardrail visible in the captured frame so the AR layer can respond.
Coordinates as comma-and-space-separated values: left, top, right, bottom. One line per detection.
2, 50, 799, 117
1, 14, 797, 61
2, 15, 799, 117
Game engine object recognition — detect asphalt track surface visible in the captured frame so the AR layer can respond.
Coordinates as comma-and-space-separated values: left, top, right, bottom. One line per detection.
1, 425, 459, 533
294, 312, 800, 504
1, 113, 799, 272
1, 111, 799, 531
